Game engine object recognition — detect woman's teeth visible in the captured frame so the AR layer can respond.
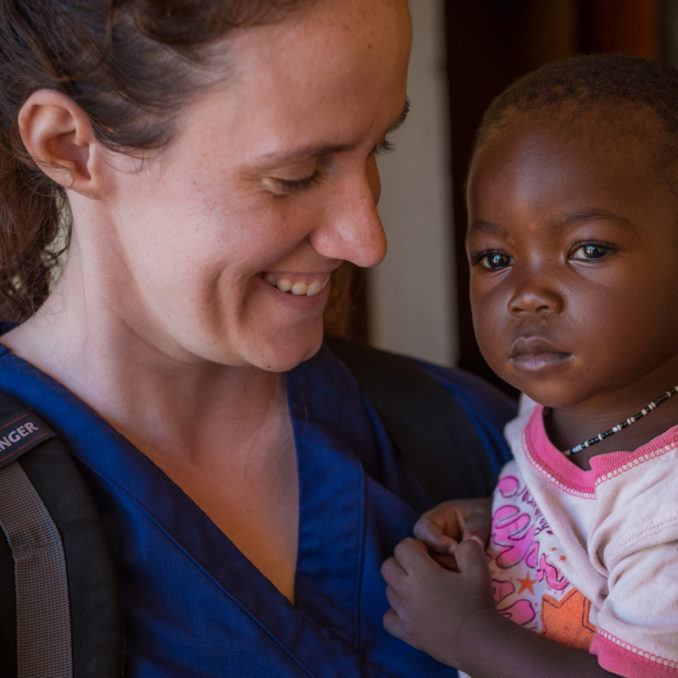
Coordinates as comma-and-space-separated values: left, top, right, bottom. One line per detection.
263, 273, 328, 297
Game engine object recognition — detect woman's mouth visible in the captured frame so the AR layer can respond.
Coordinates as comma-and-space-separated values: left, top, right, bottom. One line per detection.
260, 272, 330, 297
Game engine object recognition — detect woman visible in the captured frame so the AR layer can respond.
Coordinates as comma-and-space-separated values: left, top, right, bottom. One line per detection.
0, 1, 513, 675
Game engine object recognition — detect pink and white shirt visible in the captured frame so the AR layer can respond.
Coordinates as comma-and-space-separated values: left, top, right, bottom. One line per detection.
487, 402, 678, 677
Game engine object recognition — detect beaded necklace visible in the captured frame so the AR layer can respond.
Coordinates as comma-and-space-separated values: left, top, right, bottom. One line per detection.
561, 385, 678, 456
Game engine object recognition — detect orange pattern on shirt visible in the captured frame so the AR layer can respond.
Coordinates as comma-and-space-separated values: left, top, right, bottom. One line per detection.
541, 588, 596, 651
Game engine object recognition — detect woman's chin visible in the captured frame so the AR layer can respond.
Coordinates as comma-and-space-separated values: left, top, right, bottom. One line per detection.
246, 329, 325, 373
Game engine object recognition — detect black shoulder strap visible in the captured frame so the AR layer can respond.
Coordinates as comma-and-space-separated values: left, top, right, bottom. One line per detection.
326, 337, 495, 503
0, 392, 123, 678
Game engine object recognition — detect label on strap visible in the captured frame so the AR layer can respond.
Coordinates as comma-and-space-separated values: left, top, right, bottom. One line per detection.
0, 412, 56, 468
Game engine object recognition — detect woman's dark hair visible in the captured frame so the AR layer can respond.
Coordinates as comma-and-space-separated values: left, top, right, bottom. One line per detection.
0, 0, 313, 321
473, 53, 678, 184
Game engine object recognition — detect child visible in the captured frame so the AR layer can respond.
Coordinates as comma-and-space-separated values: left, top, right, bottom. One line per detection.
381, 53, 678, 677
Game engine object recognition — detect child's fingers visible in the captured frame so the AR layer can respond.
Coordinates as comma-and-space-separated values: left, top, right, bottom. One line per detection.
383, 607, 405, 640
385, 584, 401, 611
413, 515, 456, 551
462, 534, 486, 550
462, 508, 491, 548
454, 539, 490, 579
430, 551, 459, 572
381, 556, 406, 588
393, 537, 437, 573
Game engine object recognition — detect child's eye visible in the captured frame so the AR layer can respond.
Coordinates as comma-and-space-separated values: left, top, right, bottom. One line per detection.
471, 250, 513, 271
569, 241, 616, 261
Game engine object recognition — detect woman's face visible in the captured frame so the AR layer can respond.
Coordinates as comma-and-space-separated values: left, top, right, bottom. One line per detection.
96, 0, 411, 371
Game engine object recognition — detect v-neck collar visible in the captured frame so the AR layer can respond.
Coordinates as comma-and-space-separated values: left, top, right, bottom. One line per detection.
0, 345, 378, 675
288, 348, 367, 650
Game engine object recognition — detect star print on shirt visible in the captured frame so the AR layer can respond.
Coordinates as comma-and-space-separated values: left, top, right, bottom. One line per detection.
516, 572, 537, 594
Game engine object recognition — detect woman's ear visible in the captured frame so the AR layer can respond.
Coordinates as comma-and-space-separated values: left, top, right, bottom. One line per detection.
18, 89, 104, 198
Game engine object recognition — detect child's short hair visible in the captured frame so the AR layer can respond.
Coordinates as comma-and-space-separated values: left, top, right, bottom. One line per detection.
474, 53, 678, 184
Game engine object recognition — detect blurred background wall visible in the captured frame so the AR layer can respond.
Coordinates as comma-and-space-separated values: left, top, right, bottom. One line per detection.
361, 0, 673, 392
371, 0, 455, 366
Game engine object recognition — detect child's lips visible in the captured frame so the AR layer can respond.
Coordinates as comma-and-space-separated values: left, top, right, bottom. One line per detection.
509, 337, 573, 371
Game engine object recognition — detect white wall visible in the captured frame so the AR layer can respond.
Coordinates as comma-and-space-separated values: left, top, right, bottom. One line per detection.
369, 0, 457, 366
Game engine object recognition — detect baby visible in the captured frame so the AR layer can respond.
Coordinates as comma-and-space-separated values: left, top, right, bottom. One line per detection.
382, 54, 678, 677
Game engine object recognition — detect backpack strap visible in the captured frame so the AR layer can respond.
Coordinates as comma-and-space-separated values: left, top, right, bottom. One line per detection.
0, 392, 123, 678
326, 337, 495, 503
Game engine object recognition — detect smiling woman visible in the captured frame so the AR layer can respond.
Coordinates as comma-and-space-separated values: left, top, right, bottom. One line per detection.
7, 0, 409, 373
0, 1, 514, 676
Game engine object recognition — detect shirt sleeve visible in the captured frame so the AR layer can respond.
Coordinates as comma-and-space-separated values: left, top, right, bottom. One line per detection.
590, 512, 678, 677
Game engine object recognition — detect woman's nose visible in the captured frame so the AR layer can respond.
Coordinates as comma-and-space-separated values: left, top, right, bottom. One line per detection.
310, 166, 387, 269
508, 276, 564, 317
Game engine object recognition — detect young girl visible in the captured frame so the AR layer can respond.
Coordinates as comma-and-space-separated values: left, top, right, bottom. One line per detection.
381, 54, 678, 677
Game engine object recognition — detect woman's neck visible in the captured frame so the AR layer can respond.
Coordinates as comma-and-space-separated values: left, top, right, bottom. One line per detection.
2, 258, 289, 467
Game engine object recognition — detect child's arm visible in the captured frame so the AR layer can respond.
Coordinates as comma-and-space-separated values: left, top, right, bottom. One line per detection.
381, 538, 616, 677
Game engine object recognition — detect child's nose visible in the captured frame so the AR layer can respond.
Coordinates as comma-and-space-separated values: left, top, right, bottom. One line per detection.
508, 280, 564, 317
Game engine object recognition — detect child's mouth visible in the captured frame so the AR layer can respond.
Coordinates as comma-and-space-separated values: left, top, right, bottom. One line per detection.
510, 351, 572, 371
509, 337, 573, 371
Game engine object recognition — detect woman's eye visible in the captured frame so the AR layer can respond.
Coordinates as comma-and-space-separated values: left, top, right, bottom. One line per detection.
570, 241, 616, 261
372, 137, 396, 156
269, 171, 323, 195
471, 250, 513, 271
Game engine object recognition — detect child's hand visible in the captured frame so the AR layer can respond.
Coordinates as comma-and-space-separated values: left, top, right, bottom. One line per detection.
381, 536, 495, 669
414, 497, 491, 559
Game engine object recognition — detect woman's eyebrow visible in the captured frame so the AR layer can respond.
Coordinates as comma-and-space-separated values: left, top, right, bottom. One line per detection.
256, 99, 411, 165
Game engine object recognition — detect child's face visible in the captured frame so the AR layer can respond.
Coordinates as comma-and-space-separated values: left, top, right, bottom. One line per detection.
466, 110, 678, 409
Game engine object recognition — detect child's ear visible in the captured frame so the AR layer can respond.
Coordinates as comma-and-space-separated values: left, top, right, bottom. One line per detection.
18, 89, 104, 198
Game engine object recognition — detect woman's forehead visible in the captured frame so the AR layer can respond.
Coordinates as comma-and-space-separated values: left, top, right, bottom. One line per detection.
187, 0, 411, 150
227, 0, 411, 79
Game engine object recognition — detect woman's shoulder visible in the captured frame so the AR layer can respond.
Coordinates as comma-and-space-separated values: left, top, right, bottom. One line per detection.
320, 337, 516, 432
411, 355, 517, 427
314, 339, 517, 484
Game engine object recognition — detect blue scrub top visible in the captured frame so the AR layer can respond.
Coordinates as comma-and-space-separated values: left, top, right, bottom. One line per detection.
0, 343, 514, 677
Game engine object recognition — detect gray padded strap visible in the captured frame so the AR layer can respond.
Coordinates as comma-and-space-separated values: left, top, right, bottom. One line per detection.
0, 462, 72, 678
